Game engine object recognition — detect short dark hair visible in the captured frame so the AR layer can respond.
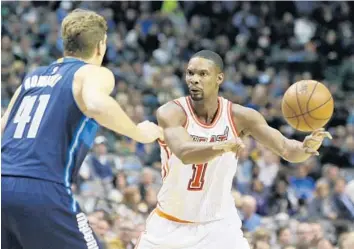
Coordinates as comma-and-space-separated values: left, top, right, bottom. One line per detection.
191, 50, 224, 71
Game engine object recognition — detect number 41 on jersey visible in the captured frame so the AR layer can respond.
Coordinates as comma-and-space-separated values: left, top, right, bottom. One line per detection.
13, 94, 50, 139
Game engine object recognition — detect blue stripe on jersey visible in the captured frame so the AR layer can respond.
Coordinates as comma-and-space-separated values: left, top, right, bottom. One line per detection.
64, 116, 88, 212
64, 117, 89, 188
64, 116, 99, 212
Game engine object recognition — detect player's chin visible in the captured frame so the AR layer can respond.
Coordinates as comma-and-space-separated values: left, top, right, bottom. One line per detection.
190, 93, 203, 101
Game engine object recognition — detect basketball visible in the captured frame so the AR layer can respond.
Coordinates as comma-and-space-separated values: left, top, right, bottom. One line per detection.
281, 80, 334, 132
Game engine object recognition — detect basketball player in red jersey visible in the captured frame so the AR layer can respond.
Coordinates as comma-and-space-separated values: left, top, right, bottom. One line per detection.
135, 50, 331, 249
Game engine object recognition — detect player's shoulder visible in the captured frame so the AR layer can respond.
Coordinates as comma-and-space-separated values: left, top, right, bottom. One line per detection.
76, 64, 114, 81
156, 98, 187, 128
230, 103, 258, 117
229, 102, 264, 134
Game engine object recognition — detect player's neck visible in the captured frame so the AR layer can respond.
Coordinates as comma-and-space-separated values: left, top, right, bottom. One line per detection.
63, 56, 99, 66
190, 96, 219, 123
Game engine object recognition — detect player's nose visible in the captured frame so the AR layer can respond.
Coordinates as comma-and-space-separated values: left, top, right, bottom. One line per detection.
191, 76, 201, 85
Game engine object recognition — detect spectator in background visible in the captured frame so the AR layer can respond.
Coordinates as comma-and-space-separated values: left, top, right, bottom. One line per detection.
116, 220, 135, 249
253, 240, 270, 249
256, 150, 280, 188
116, 186, 145, 224
79, 136, 116, 183
252, 228, 271, 244
268, 180, 298, 216
235, 137, 255, 193
310, 222, 334, 249
108, 171, 128, 204
247, 179, 269, 216
318, 164, 340, 190
333, 177, 354, 221
138, 167, 159, 202
289, 164, 315, 201
308, 181, 337, 220
343, 136, 354, 167
241, 195, 262, 232
275, 227, 292, 249
296, 222, 314, 249
142, 186, 157, 213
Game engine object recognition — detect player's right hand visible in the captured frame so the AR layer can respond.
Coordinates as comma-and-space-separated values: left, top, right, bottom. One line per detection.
212, 137, 245, 156
137, 120, 164, 144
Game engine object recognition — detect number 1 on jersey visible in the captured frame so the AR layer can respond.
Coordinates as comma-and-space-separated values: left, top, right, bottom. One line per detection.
188, 163, 208, 191
13, 94, 50, 139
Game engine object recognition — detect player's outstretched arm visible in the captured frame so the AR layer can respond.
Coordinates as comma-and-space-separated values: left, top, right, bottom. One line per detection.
232, 104, 331, 163
1, 86, 21, 135
157, 102, 244, 164
79, 65, 161, 144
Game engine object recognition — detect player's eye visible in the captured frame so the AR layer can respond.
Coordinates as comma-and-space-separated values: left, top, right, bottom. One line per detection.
187, 70, 193, 76
200, 72, 207, 77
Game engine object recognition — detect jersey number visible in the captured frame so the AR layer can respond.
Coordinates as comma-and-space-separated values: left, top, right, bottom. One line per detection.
188, 163, 208, 191
13, 94, 50, 139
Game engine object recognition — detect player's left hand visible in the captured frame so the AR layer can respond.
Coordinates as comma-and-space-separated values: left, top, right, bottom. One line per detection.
302, 128, 332, 156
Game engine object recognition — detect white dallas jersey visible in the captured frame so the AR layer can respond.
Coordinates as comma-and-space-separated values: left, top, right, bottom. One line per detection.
157, 96, 240, 223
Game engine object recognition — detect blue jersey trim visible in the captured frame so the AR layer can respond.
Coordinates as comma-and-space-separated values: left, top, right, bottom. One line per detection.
64, 116, 98, 212
64, 116, 89, 212
64, 116, 89, 188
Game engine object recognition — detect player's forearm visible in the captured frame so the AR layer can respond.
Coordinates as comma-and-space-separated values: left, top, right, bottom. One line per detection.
85, 96, 147, 143
177, 142, 227, 164
282, 138, 312, 163
252, 125, 312, 163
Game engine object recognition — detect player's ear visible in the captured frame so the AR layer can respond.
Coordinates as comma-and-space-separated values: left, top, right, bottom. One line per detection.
216, 72, 224, 86
97, 40, 104, 56
97, 34, 107, 56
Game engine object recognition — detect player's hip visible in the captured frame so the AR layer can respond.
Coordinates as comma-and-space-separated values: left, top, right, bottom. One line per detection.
136, 208, 247, 249
150, 204, 242, 226
2, 176, 77, 213
1, 162, 67, 185
156, 197, 237, 223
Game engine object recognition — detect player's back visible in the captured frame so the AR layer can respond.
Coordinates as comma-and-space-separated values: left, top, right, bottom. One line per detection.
157, 96, 241, 223
1, 58, 99, 187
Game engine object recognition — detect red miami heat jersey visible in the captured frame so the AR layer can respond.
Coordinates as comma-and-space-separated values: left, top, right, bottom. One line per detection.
157, 96, 241, 223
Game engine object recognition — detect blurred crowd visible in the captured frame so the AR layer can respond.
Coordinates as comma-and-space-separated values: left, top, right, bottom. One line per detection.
2, 1, 354, 249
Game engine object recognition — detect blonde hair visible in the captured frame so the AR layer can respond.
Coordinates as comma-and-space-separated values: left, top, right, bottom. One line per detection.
61, 9, 107, 59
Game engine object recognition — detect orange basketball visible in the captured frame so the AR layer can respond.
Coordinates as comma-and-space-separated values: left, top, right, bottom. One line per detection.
281, 80, 334, 132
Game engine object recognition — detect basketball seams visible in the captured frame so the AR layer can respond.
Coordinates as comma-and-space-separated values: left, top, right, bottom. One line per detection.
307, 96, 333, 121
283, 99, 299, 130
306, 81, 319, 115
295, 82, 313, 130
284, 96, 333, 119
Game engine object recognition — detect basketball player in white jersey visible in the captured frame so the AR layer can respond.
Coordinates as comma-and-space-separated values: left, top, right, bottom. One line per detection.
135, 50, 331, 249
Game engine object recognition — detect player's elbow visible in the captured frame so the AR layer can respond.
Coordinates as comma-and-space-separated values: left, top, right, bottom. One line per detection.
175, 149, 189, 164
174, 147, 192, 164
179, 155, 194, 165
